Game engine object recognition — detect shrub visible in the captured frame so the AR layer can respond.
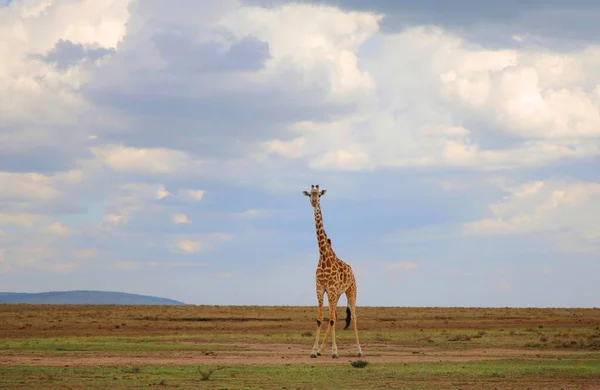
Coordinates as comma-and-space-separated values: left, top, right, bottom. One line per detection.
351, 360, 368, 368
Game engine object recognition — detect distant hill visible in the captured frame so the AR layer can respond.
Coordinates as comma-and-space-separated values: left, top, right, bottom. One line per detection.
0, 290, 185, 305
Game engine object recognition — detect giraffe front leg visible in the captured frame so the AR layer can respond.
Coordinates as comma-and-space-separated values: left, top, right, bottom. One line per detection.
317, 317, 332, 356
317, 294, 336, 356
325, 294, 339, 358
310, 287, 324, 358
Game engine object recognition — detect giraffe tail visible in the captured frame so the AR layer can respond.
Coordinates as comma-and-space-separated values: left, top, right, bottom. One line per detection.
344, 306, 351, 330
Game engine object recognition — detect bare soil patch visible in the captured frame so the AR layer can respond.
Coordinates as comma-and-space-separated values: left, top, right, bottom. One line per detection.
0, 343, 594, 367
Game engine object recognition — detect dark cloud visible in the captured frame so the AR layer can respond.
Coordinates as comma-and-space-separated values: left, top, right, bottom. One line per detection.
84, 81, 351, 157
245, 0, 600, 50
153, 28, 270, 73
0, 148, 76, 173
0, 125, 93, 173
33, 39, 115, 70
83, 22, 359, 157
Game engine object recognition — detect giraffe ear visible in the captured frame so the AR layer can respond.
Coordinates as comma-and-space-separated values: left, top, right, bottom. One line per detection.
302, 191, 310, 196
319, 189, 327, 196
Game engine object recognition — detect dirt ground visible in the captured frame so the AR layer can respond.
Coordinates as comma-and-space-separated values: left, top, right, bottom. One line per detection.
0, 344, 595, 367
2, 304, 599, 337
1, 305, 599, 389
1, 304, 599, 366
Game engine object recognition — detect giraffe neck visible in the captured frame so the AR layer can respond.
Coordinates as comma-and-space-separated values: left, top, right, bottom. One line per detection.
313, 203, 332, 259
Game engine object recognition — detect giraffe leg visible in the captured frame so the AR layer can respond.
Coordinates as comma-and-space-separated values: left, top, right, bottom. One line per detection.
317, 293, 335, 355
346, 284, 363, 357
317, 316, 331, 355
322, 293, 339, 358
310, 286, 325, 358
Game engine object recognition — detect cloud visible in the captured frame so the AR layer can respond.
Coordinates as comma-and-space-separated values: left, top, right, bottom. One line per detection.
181, 189, 204, 201
463, 179, 600, 253
153, 31, 270, 73
91, 145, 196, 175
32, 39, 115, 70
1, 245, 84, 274
40, 221, 72, 236
0, 172, 61, 201
231, 209, 264, 218
109, 260, 203, 271
0, 213, 47, 228
171, 213, 191, 224
1, 0, 599, 306
0, 0, 130, 172
278, 0, 600, 50
156, 185, 172, 200
103, 213, 128, 226
169, 239, 205, 254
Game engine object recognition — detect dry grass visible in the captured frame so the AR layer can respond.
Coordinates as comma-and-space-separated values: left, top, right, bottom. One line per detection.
1, 304, 599, 389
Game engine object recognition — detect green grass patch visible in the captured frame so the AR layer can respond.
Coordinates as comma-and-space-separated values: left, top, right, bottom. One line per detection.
0, 360, 599, 390
0, 335, 248, 353
3, 326, 597, 354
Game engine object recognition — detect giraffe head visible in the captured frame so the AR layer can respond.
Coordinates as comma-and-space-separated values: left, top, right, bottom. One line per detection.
302, 184, 327, 208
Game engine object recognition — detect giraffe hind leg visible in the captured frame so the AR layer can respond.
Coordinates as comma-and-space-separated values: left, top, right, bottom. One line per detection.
346, 284, 363, 357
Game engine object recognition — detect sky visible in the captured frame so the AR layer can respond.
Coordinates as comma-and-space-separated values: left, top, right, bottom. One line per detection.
1, 0, 599, 308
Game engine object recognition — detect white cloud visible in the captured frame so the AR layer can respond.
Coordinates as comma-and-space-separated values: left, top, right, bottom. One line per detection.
168, 233, 232, 255
1, 0, 599, 306
102, 213, 128, 226
257, 25, 600, 173
310, 149, 375, 172
2, 245, 81, 274
0, 0, 131, 169
181, 189, 204, 201
40, 221, 71, 236
440, 46, 600, 139
169, 239, 205, 254
100, 182, 177, 227
0, 172, 60, 201
91, 145, 196, 175
109, 260, 202, 270
0, 213, 47, 228
156, 185, 171, 200
231, 209, 263, 218
171, 213, 191, 224
463, 179, 600, 252
220, 3, 381, 102
263, 137, 306, 158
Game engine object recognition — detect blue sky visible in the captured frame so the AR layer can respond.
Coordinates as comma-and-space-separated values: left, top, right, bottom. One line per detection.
1, 0, 599, 307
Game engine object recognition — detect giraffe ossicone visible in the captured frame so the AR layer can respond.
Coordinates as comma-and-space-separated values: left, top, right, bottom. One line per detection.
302, 184, 363, 359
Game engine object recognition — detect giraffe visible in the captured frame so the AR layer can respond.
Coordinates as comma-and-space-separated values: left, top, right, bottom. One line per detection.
302, 184, 362, 359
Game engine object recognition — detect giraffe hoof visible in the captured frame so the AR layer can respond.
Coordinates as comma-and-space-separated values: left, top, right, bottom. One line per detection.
332, 354, 339, 359
357, 352, 363, 358
316, 352, 322, 356
310, 353, 318, 358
